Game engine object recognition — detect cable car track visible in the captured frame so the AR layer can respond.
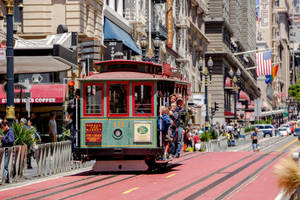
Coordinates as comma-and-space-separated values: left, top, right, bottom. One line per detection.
6, 137, 295, 200
161, 137, 297, 200
5, 151, 207, 200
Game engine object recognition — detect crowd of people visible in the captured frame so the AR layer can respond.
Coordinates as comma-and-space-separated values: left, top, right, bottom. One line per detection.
158, 93, 195, 160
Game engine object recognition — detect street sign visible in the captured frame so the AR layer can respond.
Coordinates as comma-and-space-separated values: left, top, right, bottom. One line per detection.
14, 92, 31, 98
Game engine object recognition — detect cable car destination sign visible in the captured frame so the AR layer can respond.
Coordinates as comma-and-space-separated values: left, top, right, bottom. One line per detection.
85, 123, 103, 145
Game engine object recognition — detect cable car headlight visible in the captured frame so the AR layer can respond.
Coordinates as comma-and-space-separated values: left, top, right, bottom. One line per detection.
113, 129, 122, 139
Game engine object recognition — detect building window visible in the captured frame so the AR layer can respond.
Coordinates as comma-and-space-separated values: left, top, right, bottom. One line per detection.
133, 83, 153, 116
108, 82, 129, 116
106, 0, 109, 5
83, 83, 104, 116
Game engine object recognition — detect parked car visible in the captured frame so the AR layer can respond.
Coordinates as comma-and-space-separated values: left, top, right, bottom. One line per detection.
252, 124, 274, 137
280, 124, 292, 135
278, 127, 289, 136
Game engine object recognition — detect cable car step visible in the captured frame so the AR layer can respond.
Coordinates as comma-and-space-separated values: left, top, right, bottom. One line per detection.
92, 160, 148, 172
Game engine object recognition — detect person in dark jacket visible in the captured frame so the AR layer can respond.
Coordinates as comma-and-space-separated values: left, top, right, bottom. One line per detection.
173, 98, 187, 158
1, 121, 14, 147
158, 106, 171, 160
1, 120, 14, 183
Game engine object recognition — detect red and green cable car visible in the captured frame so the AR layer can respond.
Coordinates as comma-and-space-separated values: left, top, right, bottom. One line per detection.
77, 60, 189, 171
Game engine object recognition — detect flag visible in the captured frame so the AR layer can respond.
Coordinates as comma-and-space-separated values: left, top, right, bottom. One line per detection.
272, 64, 279, 80
265, 75, 272, 84
256, 50, 272, 76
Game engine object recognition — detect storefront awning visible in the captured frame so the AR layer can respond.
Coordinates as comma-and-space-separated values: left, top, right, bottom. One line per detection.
260, 109, 285, 117
239, 91, 250, 102
0, 56, 73, 74
104, 17, 141, 55
0, 32, 78, 74
0, 84, 66, 104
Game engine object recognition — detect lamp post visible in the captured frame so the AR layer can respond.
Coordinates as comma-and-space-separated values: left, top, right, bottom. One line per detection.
229, 68, 241, 124
140, 36, 148, 61
199, 56, 213, 132
153, 33, 160, 63
140, 34, 161, 63
4, 0, 18, 126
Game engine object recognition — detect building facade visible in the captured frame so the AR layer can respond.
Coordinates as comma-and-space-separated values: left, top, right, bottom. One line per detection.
205, 0, 261, 125
256, 0, 291, 114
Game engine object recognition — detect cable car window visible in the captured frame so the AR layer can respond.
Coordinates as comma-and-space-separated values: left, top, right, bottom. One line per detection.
85, 84, 103, 115
134, 84, 152, 114
109, 84, 128, 114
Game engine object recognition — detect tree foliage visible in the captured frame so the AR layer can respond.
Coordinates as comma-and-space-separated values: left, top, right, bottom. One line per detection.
289, 83, 300, 103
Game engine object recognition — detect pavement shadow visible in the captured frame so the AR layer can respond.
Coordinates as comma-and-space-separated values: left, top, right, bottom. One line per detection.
67, 163, 182, 176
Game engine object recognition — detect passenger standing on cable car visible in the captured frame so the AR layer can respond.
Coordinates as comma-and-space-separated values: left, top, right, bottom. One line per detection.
157, 106, 171, 160
171, 98, 187, 158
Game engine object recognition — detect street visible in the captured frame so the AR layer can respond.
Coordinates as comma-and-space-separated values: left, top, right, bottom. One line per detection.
0, 135, 297, 200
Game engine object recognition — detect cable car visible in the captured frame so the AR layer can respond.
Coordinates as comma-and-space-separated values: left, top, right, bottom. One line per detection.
77, 60, 189, 171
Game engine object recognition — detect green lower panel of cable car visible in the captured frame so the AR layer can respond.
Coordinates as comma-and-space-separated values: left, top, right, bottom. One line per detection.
80, 118, 158, 148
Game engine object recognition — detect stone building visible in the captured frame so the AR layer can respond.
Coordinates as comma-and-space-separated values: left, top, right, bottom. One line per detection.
205, 0, 261, 124
256, 0, 291, 113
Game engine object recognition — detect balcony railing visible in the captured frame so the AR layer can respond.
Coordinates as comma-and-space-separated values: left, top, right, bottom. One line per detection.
124, 8, 146, 25
146, 21, 168, 40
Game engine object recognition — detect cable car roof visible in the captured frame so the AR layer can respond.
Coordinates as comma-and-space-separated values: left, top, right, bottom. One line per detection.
79, 71, 188, 84
94, 59, 161, 67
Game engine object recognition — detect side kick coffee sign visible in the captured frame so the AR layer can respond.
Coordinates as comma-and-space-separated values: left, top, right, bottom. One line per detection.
1, 98, 58, 104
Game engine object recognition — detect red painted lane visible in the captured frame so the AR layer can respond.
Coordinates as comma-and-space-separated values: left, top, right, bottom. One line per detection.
198, 153, 278, 200
168, 153, 264, 200
0, 174, 94, 199
0, 152, 196, 200
229, 153, 287, 200
42, 175, 134, 200
15, 175, 118, 200
65, 152, 256, 200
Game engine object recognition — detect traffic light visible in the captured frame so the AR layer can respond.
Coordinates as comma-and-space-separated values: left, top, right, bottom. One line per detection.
68, 80, 75, 100
211, 107, 215, 116
214, 102, 219, 111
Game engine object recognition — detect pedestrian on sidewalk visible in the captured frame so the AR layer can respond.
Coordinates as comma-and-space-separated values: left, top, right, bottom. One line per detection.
1, 120, 15, 183
48, 112, 57, 142
251, 128, 259, 152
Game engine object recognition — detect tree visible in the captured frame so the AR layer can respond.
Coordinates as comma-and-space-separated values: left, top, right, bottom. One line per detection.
289, 83, 300, 103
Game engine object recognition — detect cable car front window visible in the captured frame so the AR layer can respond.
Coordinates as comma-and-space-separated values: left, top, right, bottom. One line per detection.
85, 84, 102, 114
134, 84, 152, 114
109, 84, 128, 114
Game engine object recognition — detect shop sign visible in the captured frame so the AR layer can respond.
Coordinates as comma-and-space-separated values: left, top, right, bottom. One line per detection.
85, 123, 102, 144
1, 97, 59, 104
167, 0, 173, 48
260, 0, 269, 29
134, 121, 152, 143
103, 40, 123, 60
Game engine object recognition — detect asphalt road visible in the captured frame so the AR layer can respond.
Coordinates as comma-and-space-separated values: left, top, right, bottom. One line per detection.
0, 135, 298, 200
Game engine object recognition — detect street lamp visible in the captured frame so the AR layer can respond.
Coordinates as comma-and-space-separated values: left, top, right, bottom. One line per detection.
140, 36, 148, 61
199, 56, 214, 132
229, 68, 241, 124
3, 0, 22, 125
140, 33, 161, 63
153, 33, 160, 63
